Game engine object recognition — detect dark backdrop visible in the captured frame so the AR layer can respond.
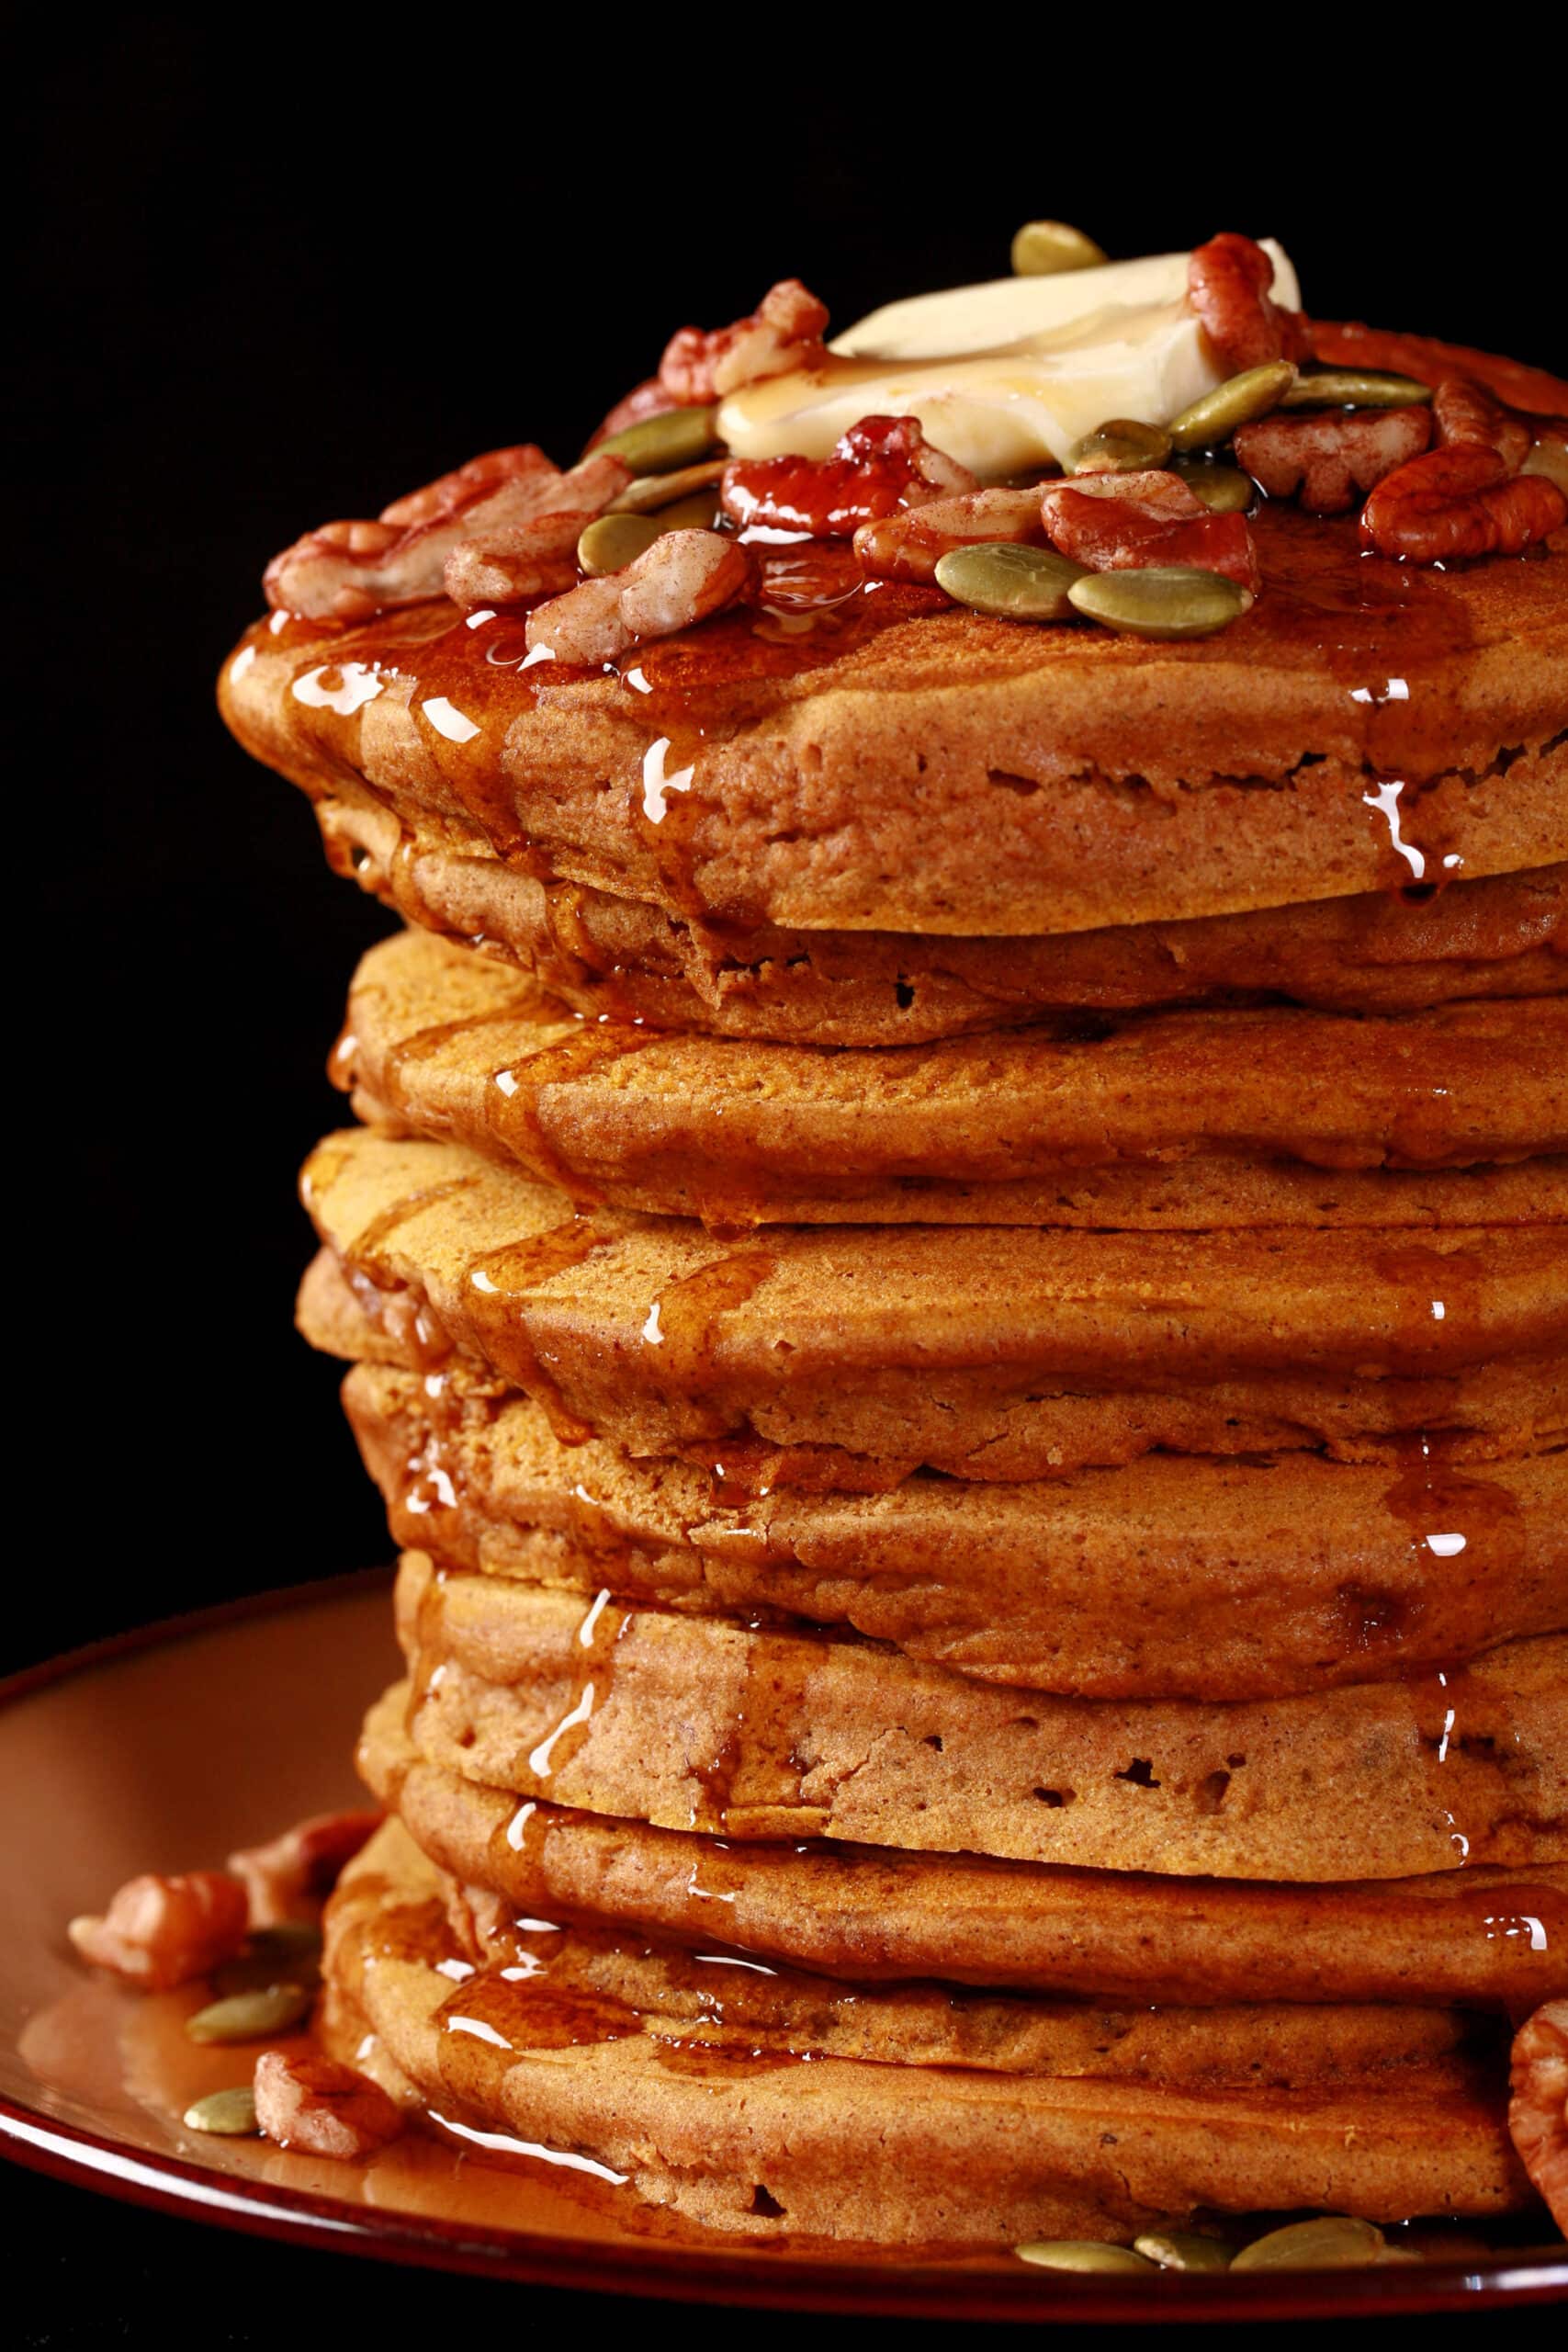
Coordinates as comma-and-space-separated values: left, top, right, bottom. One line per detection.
11, 25, 1566, 2342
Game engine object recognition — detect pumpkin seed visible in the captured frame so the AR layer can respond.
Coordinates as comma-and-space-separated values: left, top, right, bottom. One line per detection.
578, 512, 663, 576
1068, 566, 1251, 639
1172, 460, 1254, 514
649, 487, 724, 532
1016, 2240, 1156, 2272
1523, 439, 1568, 495
934, 542, 1086, 622
597, 406, 719, 474
1011, 221, 1109, 277
212, 1923, 322, 1998
1280, 369, 1433, 411
1168, 362, 1298, 451
1070, 418, 1173, 475
609, 458, 728, 515
185, 1983, 313, 2044
1133, 2231, 1233, 2272
1231, 2216, 1387, 2271
183, 2086, 260, 2136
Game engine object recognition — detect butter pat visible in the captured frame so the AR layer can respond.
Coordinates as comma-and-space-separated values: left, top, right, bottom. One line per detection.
718, 244, 1300, 479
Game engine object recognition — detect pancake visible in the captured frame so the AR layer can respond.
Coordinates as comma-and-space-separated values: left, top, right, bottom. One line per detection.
332, 927, 1568, 1223
220, 495, 1568, 941
339, 1359, 1568, 1700
317, 788, 1567, 1044
362, 1696, 1568, 2011
298, 1128, 1568, 1479
322, 1824, 1531, 2243
394, 1554, 1568, 1882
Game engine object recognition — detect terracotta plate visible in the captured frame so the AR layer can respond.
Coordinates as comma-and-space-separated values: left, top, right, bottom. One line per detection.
2, 1573, 1563, 2320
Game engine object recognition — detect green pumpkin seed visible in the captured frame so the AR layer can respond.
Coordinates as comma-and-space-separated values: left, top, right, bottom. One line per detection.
1172, 460, 1254, 514
1280, 369, 1433, 411
1523, 438, 1568, 495
212, 1923, 323, 1998
1231, 2216, 1387, 2271
597, 406, 719, 474
183, 2086, 260, 2136
578, 512, 663, 576
1070, 418, 1173, 475
609, 457, 728, 515
1068, 566, 1252, 639
1016, 2240, 1156, 2273
185, 1982, 313, 2045
934, 542, 1086, 622
1134, 2231, 1233, 2272
649, 487, 724, 532
1011, 221, 1109, 277
1168, 362, 1298, 451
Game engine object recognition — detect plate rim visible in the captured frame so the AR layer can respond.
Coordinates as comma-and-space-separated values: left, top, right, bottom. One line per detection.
4, 1573, 1566, 2321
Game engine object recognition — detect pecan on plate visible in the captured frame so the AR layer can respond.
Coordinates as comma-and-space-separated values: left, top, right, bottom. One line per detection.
1234, 406, 1431, 514
1361, 443, 1567, 561
68, 1870, 249, 1991
660, 279, 829, 406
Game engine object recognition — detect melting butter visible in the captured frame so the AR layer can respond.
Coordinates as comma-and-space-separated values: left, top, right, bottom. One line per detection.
718, 244, 1300, 478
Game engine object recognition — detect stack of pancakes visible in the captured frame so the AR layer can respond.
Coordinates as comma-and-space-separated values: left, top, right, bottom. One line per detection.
222, 458, 1568, 2247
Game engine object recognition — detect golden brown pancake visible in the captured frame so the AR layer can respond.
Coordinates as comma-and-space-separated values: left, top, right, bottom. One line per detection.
322, 1824, 1531, 2244
338, 1358, 1568, 1701
362, 1696, 1568, 2012
317, 790, 1567, 1044
220, 498, 1568, 940
333, 928, 1568, 1222
394, 1554, 1568, 1882
298, 1129, 1568, 1479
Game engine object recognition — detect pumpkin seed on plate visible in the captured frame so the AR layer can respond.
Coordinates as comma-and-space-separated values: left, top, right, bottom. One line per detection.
183, 2086, 260, 2136
1523, 439, 1568, 494
1172, 460, 1254, 514
1069, 418, 1173, 475
1011, 220, 1108, 277
1280, 369, 1433, 411
1133, 2231, 1233, 2272
1016, 2240, 1156, 2272
185, 1982, 313, 2045
933, 542, 1086, 622
1231, 2215, 1387, 2271
1168, 362, 1298, 451
1068, 566, 1252, 639
597, 405, 719, 473
609, 457, 728, 514
578, 512, 663, 576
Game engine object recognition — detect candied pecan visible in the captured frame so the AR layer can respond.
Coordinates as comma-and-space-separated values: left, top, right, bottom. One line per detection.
380, 445, 556, 529
854, 488, 1048, 582
1360, 443, 1568, 561
723, 416, 978, 540
660, 278, 829, 406
68, 1871, 249, 1991
443, 451, 633, 609
227, 1810, 383, 1928
526, 529, 755, 663
1041, 469, 1260, 594
265, 447, 558, 619
1188, 233, 1310, 375
254, 2049, 403, 2160
1432, 377, 1534, 470
1508, 2000, 1568, 2230
1234, 406, 1431, 514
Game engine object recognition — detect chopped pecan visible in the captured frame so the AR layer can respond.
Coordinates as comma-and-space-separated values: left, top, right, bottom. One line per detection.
1432, 377, 1534, 470
1508, 2000, 1568, 2230
1041, 469, 1260, 594
442, 451, 632, 609
1234, 406, 1431, 514
723, 416, 977, 540
660, 279, 829, 406
525, 529, 755, 663
853, 488, 1048, 582
1188, 233, 1310, 375
68, 1871, 249, 1991
1360, 443, 1568, 561
265, 447, 560, 619
254, 2049, 403, 2160
227, 1811, 384, 1928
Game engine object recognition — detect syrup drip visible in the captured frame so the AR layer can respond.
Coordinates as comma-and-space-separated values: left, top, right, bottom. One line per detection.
463, 1216, 615, 1443
356, 1008, 526, 1124
638, 1248, 779, 1434
521, 1586, 633, 1789
483, 1021, 664, 1199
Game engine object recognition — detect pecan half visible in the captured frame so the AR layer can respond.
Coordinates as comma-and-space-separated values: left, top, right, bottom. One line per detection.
1360, 443, 1568, 561
1508, 2000, 1568, 2231
1432, 377, 1535, 469
227, 1811, 383, 1928
265, 447, 558, 619
254, 2050, 403, 2160
1234, 406, 1431, 514
853, 488, 1049, 582
442, 451, 631, 609
660, 279, 829, 406
525, 529, 755, 663
68, 1871, 249, 1991
723, 416, 977, 540
1188, 233, 1311, 375
1041, 469, 1260, 594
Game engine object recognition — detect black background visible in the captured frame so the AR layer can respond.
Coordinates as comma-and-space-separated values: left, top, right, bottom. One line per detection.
11, 21, 1565, 2342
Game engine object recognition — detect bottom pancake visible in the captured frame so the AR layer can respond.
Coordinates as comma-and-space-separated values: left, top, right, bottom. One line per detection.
323, 1821, 1530, 2246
